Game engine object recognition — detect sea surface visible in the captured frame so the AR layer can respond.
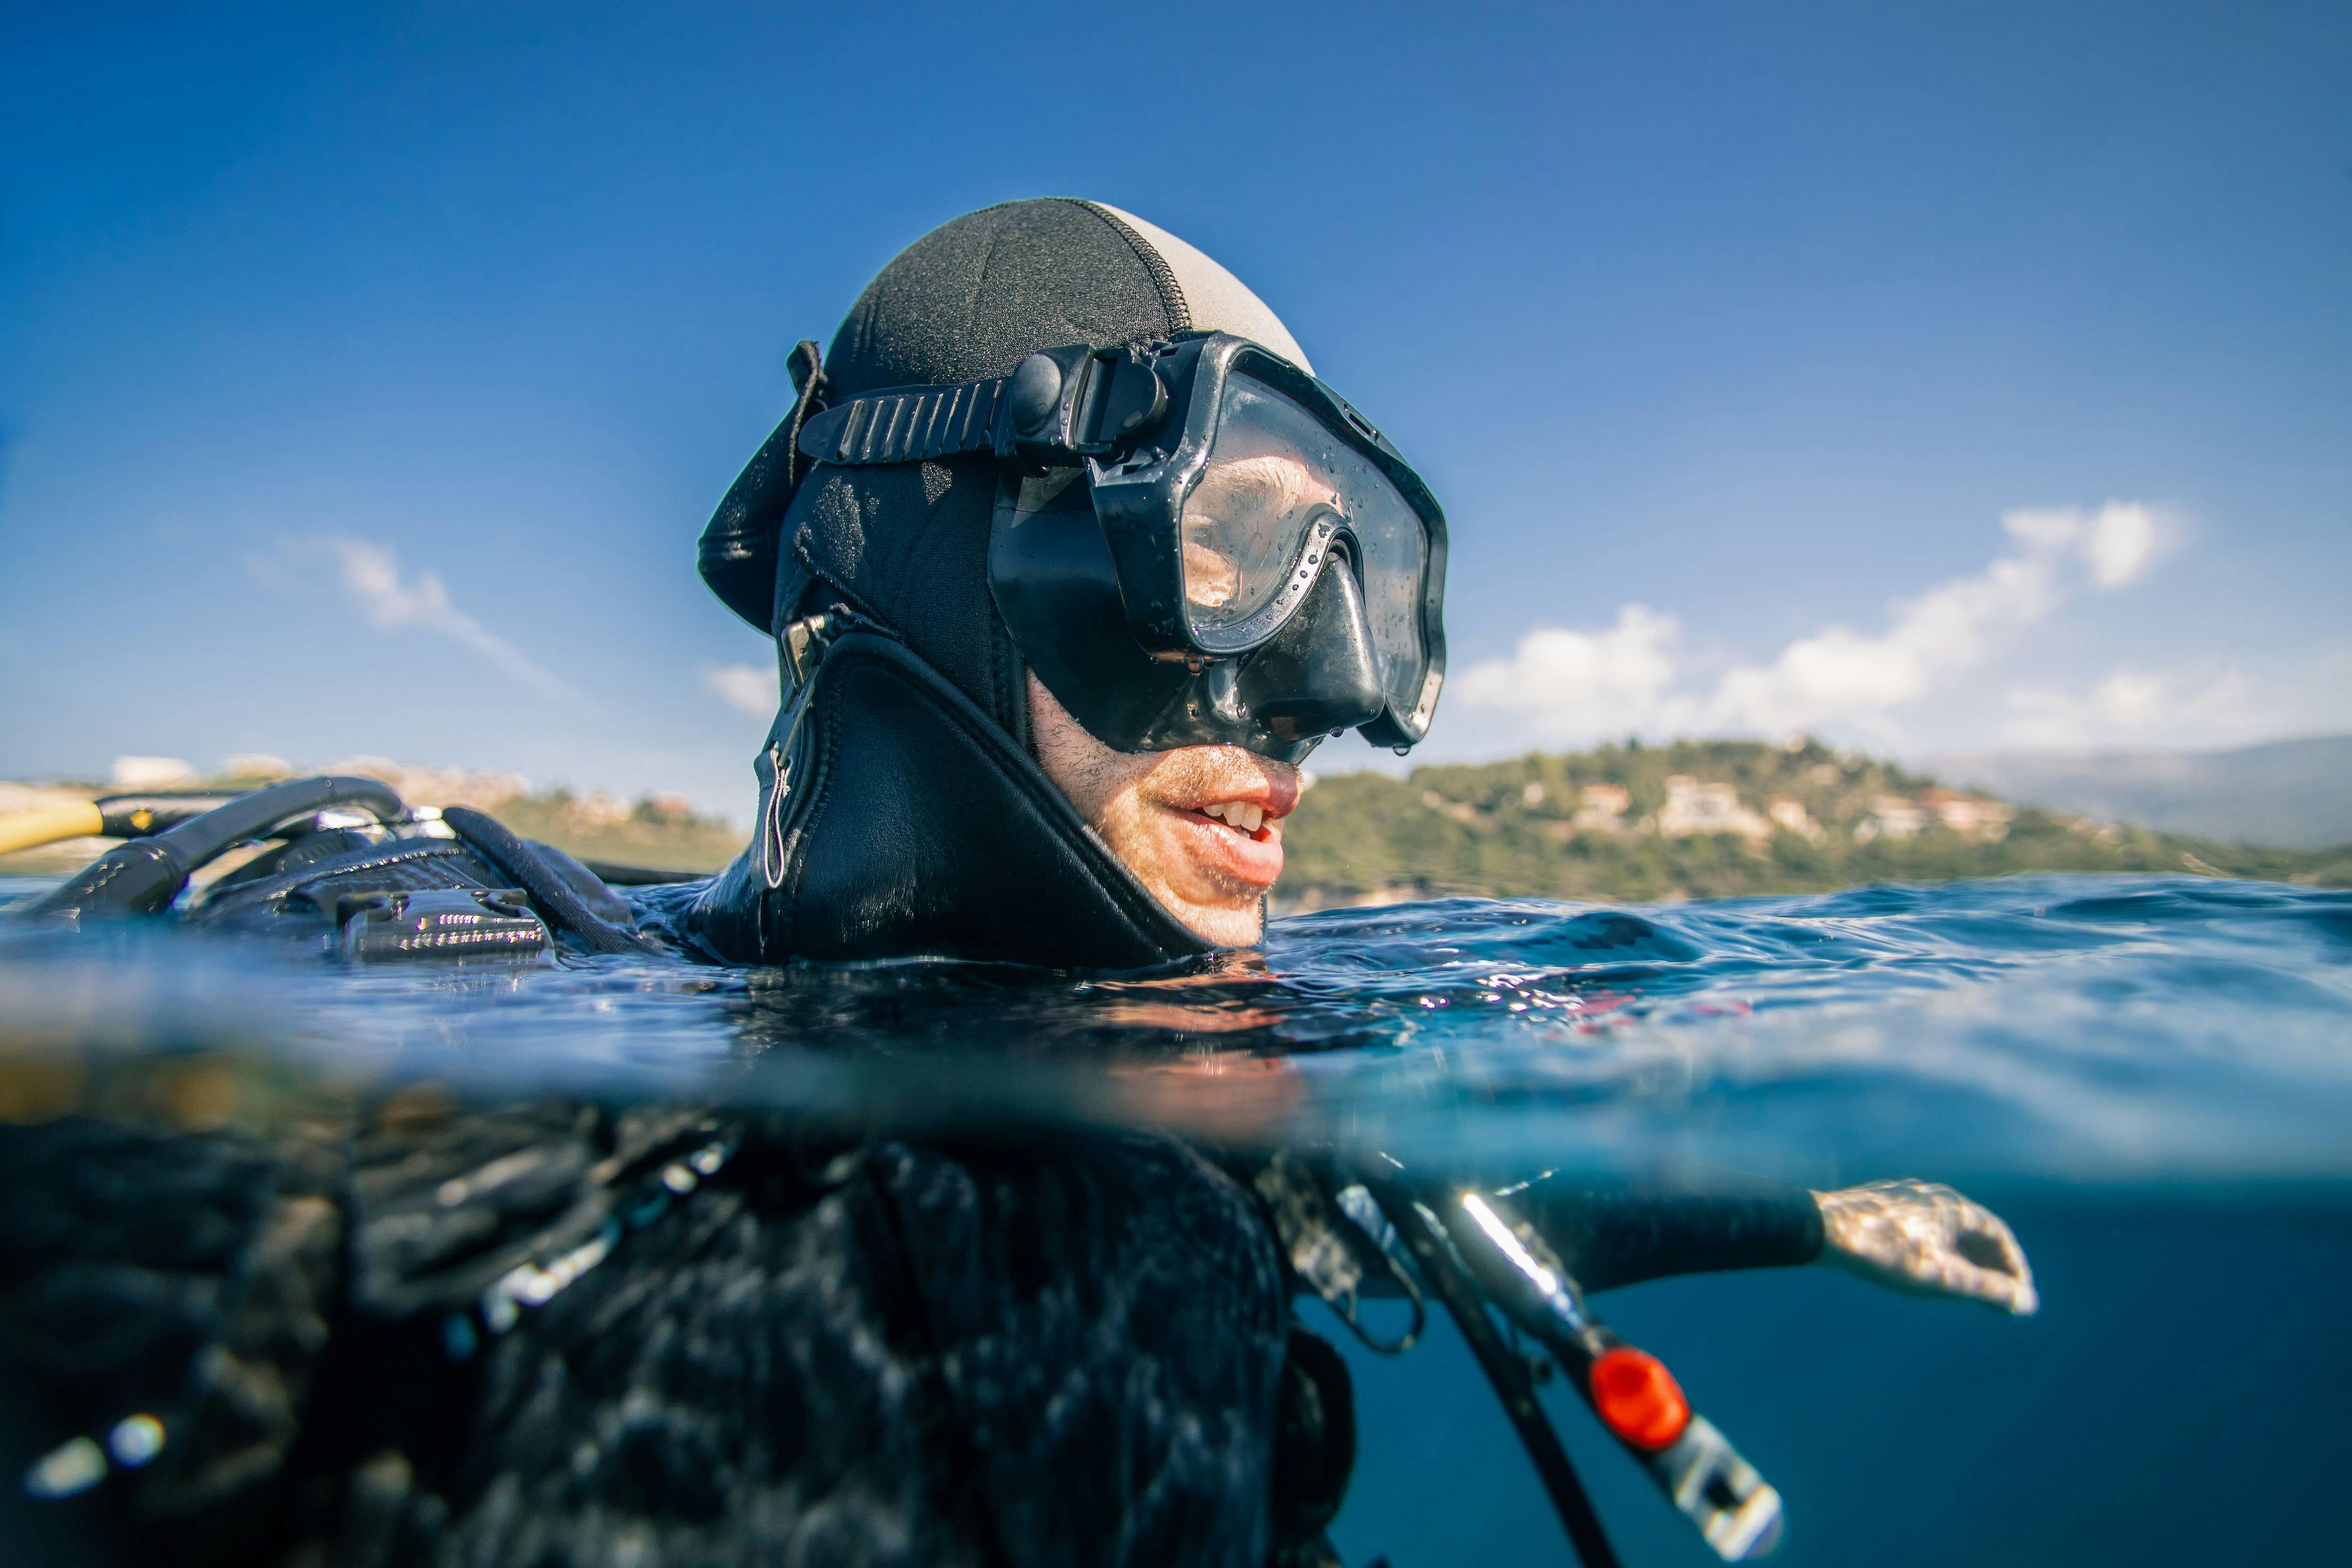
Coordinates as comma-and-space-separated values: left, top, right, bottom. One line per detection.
3, 871, 2349, 1566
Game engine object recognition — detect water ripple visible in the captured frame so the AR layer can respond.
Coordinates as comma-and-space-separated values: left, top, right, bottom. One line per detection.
4, 873, 2347, 1187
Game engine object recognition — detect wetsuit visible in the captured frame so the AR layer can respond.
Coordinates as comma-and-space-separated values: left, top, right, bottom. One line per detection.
0, 1106, 1296, 1567
0, 1081, 1827, 1568
0, 199, 1829, 1568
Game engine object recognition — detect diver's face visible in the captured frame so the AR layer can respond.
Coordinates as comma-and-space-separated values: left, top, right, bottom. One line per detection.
1029, 674, 1300, 947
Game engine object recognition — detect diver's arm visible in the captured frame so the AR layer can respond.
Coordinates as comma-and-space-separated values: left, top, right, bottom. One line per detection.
1513, 1179, 1825, 1293
1517, 1177, 2037, 1314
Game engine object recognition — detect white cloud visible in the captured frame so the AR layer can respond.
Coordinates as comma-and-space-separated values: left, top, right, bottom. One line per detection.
325, 540, 591, 709
2089, 670, 2168, 728
705, 662, 778, 718
2085, 502, 2166, 588
1705, 525, 2072, 733
1452, 605, 1691, 741
1459, 501, 2176, 747
1994, 501, 2169, 589
2002, 677, 2150, 748
2000, 664, 2298, 749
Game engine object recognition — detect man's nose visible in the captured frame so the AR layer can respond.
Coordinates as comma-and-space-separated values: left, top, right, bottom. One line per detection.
1233, 559, 1385, 745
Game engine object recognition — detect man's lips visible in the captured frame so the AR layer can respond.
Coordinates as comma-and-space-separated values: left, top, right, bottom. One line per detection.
1155, 772, 1302, 820
1163, 802, 1287, 888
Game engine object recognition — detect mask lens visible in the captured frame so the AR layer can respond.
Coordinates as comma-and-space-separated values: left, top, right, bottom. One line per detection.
1181, 374, 1430, 720
1179, 383, 1335, 627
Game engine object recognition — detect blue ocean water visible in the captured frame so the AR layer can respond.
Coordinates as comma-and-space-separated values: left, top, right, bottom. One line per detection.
3, 871, 2349, 1564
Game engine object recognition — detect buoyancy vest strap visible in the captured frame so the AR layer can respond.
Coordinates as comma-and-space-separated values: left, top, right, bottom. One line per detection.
440, 807, 657, 956
797, 377, 1007, 467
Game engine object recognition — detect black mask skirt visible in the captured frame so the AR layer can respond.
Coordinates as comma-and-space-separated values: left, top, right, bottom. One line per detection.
673, 199, 1446, 972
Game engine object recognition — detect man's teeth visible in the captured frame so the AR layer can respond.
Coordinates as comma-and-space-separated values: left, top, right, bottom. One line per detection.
1202, 802, 1265, 833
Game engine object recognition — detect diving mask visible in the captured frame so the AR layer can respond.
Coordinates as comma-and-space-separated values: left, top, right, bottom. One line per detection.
792, 332, 1449, 763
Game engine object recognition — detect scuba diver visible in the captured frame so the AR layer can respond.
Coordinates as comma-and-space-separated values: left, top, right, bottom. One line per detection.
1, 200, 2033, 1568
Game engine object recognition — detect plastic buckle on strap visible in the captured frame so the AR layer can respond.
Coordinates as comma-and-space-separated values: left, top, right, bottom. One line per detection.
813, 379, 1007, 467
1253, 1159, 1426, 1355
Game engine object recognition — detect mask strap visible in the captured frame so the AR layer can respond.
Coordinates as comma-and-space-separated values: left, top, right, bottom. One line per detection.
796, 376, 1008, 468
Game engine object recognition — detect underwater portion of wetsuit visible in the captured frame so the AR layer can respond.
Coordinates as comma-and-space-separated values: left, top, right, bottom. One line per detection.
0, 1095, 1831, 1568
1515, 1175, 1826, 1293
0, 1106, 1307, 1567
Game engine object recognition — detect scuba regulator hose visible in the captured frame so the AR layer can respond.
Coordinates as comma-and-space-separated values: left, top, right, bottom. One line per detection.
0, 790, 254, 859
9, 776, 407, 924
1363, 1176, 1785, 1565
0, 803, 105, 859
4, 781, 655, 957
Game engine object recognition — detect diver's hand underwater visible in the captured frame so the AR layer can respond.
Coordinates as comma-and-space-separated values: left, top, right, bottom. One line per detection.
1813, 1178, 2039, 1315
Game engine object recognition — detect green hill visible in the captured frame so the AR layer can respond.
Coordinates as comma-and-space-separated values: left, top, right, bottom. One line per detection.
1279, 738, 2352, 909
487, 789, 748, 873
10, 740, 2346, 906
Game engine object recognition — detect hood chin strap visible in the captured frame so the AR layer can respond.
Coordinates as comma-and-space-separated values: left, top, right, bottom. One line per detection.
699, 339, 830, 632
681, 627, 1213, 972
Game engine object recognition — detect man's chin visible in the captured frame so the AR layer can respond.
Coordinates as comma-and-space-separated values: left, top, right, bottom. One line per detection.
1123, 860, 1271, 948
1107, 800, 1286, 947
1171, 895, 1267, 949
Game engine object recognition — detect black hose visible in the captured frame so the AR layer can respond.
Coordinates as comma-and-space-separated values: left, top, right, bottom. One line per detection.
93, 791, 248, 838
437, 806, 656, 956
1367, 1181, 1622, 1568
190, 838, 479, 923
15, 775, 407, 924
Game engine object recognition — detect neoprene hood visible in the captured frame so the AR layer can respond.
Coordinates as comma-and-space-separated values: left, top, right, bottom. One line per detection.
676, 199, 1401, 970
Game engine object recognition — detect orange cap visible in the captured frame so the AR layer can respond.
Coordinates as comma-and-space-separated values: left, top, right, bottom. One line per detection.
1589, 1347, 1691, 1451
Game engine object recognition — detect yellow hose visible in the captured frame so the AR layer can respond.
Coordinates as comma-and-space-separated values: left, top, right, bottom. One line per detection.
0, 803, 106, 857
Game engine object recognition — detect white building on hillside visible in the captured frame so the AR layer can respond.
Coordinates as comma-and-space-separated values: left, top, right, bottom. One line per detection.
1766, 796, 1828, 845
1659, 775, 1773, 843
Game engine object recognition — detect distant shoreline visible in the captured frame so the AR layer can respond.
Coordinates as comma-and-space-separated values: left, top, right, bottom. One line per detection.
8, 739, 2345, 900
1277, 738, 2350, 910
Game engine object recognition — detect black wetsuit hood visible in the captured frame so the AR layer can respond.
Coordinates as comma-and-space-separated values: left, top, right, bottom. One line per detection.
681, 199, 1309, 970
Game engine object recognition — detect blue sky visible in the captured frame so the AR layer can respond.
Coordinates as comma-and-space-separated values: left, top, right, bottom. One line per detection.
3, 1, 2346, 819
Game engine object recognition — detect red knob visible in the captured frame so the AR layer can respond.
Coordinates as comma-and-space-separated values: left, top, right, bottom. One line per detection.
1589, 1347, 1691, 1451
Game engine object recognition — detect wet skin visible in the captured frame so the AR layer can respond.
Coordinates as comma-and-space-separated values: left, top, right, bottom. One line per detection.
1815, 1178, 2039, 1314
1029, 674, 1301, 948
